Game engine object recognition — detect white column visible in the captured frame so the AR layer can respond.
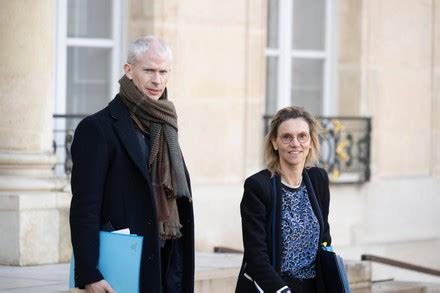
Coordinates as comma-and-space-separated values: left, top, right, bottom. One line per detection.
0, 0, 70, 265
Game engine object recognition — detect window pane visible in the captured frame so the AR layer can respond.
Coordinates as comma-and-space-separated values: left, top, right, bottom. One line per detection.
292, 0, 325, 50
266, 56, 279, 115
66, 47, 111, 121
267, 0, 279, 49
68, 0, 112, 38
291, 58, 323, 115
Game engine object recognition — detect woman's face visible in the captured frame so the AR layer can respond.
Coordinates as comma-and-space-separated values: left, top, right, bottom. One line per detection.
272, 118, 311, 170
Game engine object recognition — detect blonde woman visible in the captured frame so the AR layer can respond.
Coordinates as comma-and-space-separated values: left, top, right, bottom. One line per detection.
236, 107, 332, 293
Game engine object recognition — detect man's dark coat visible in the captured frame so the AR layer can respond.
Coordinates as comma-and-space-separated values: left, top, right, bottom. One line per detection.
70, 95, 194, 293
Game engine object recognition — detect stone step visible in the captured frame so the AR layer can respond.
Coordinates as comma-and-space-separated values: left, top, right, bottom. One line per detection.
346, 259, 372, 289
353, 280, 440, 293
1, 253, 439, 292
195, 254, 440, 292
195, 253, 373, 292
195, 252, 242, 293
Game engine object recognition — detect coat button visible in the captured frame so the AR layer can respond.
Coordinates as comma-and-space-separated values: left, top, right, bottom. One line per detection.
146, 219, 152, 225
147, 253, 155, 261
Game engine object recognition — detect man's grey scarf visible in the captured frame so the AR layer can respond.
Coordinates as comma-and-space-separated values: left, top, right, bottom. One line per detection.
119, 74, 191, 239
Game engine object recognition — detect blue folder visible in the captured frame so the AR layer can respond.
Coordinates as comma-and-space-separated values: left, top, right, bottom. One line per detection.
320, 245, 351, 293
69, 231, 144, 293
336, 254, 351, 293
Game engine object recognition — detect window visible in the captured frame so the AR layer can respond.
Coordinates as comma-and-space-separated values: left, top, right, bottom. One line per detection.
54, 0, 126, 175
265, 0, 336, 115
55, 0, 125, 117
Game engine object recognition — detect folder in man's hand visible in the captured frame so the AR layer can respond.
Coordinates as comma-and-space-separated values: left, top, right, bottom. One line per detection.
70, 231, 144, 293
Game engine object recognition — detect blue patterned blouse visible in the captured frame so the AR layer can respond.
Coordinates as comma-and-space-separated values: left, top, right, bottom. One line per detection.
280, 182, 320, 279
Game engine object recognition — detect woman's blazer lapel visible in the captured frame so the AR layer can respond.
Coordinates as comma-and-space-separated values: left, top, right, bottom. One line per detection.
303, 169, 325, 243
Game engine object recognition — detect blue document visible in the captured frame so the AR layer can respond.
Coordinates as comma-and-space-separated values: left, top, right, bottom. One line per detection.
336, 254, 351, 293
69, 231, 144, 293
318, 245, 351, 293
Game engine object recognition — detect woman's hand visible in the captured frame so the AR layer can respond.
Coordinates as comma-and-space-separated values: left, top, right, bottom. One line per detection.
85, 279, 116, 293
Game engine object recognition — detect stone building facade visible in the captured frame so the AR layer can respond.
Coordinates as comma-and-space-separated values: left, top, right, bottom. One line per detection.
0, 1, 439, 282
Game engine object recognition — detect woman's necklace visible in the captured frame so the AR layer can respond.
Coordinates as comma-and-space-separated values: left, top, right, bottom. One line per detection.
281, 175, 303, 189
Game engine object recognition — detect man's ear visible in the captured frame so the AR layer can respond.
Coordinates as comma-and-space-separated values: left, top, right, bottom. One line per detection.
124, 63, 133, 80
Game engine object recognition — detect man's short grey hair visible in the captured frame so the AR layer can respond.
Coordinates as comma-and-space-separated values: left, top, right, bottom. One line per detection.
127, 35, 172, 64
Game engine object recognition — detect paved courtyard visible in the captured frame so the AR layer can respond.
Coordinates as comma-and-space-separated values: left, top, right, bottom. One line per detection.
0, 263, 70, 293
0, 253, 242, 293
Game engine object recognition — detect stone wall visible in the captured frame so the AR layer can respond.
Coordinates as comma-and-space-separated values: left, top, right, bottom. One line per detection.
1, 0, 439, 269
331, 0, 440, 275
127, 0, 267, 251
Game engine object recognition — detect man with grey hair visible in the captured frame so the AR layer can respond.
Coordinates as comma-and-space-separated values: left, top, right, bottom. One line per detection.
70, 35, 194, 293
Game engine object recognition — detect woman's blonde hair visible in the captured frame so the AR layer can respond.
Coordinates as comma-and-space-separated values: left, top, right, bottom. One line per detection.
263, 106, 321, 175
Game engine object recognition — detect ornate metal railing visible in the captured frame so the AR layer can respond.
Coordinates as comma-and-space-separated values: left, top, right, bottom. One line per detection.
52, 114, 87, 176
264, 115, 371, 184
53, 114, 371, 184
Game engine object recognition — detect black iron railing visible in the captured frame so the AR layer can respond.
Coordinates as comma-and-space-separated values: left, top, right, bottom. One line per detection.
52, 114, 87, 176
264, 115, 371, 184
53, 114, 371, 183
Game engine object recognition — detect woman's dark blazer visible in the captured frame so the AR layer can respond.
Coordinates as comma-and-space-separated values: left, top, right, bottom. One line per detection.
69, 95, 194, 293
235, 167, 332, 293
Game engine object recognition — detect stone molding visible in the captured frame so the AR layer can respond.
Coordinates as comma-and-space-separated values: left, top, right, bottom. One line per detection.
0, 150, 70, 265
0, 151, 67, 192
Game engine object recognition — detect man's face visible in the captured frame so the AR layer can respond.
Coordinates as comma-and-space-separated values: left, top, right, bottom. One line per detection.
124, 50, 171, 100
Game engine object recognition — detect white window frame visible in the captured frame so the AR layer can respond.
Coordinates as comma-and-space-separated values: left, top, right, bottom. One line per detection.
266, 0, 337, 115
53, 0, 126, 176
54, 0, 126, 116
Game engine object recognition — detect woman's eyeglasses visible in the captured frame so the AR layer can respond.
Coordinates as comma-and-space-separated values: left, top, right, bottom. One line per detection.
279, 132, 310, 144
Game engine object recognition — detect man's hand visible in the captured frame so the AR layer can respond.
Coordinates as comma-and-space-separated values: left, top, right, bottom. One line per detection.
85, 279, 116, 293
